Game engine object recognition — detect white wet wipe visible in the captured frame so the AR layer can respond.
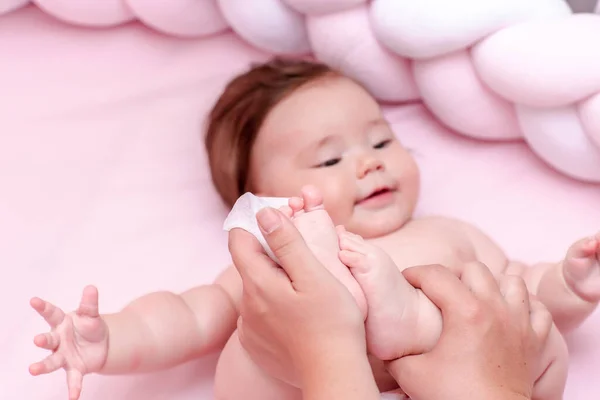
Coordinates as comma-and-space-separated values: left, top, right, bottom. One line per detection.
223, 192, 290, 263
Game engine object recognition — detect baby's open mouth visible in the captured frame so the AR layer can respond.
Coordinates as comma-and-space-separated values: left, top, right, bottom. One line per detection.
367, 188, 391, 199
357, 187, 395, 205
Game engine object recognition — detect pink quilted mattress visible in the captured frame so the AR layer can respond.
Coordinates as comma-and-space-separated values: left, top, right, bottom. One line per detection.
1, 6, 599, 400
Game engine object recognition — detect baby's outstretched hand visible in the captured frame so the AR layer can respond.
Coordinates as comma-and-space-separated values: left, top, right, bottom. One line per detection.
563, 232, 600, 301
29, 285, 108, 400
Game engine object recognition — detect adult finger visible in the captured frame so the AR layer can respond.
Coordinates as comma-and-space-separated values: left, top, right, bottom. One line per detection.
256, 207, 325, 284
229, 228, 291, 298
457, 261, 502, 301
499, 275, 530, 325
402, 264, 476, 318
229, 228, 279, 281
385, 355, 430, 400
529, 298, 553, 349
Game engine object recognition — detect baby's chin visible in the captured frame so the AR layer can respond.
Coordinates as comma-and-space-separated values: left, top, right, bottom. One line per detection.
346, 209, 411, 239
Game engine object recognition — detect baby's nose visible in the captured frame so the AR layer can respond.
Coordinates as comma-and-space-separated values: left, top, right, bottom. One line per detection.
357, 156, 384, 178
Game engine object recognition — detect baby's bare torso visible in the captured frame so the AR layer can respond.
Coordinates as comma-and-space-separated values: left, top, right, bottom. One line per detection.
368, 216, 504, 276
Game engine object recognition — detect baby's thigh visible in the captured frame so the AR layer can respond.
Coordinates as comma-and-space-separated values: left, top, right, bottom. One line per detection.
214, 331, 301, 400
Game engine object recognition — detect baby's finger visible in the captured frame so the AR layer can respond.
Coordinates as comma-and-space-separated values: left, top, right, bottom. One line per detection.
566, 236, 597, 260
33, 332, 60, 351
77, 286, 99, 318
30, 297, 65, 328
67, 369, 83, 400
29, 353, 65, 376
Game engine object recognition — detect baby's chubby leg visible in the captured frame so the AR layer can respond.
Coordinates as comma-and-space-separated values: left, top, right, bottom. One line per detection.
337, 228, 441, 360
338, 232, 568, 399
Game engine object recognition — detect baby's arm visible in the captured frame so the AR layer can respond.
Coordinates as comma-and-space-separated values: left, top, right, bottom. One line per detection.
505, 259, 597, 333
30, 266, 242, 398
100, 265, 240, 374
459, 221, 598, 332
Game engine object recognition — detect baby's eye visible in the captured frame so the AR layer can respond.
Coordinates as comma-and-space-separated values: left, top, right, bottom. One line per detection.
317, 158, 341, 168
373, 139, 392, 149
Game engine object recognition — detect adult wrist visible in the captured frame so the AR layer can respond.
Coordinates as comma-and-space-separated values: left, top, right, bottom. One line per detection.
299, 342, 379, 400
490, 392, 530, 400
384, 358, 532, 400
470, 386, 531, 400
294, 334, 367, 373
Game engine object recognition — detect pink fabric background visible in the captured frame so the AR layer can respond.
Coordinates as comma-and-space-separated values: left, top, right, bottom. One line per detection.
1, 6, 599, 400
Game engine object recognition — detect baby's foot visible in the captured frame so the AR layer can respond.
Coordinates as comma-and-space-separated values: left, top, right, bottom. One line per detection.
337, 227, 420, 361
282, 186, 368, 319
563, 232, 600, 302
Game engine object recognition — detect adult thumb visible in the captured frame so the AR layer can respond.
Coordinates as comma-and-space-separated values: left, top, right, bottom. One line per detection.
386, 355, 427, 398
256, 207, 323, 282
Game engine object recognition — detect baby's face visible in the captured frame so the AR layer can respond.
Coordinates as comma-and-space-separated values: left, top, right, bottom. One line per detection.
249, 76, 419, 238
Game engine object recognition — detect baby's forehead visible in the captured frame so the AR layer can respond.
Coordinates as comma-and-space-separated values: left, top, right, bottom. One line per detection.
256, 78, 384, 152
257, 124, 322, 156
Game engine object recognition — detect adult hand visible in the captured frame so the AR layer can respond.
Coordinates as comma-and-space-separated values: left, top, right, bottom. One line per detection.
387, 262, 552, 400
229, 207, 377, 399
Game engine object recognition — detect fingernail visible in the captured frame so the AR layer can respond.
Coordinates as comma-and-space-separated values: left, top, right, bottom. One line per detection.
257, 207, 281, 234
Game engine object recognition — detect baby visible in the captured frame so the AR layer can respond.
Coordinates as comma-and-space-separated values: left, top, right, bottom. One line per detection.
29, 58, 599, 400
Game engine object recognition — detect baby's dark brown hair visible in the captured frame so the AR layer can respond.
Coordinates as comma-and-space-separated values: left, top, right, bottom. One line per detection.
205, 57, 339, 207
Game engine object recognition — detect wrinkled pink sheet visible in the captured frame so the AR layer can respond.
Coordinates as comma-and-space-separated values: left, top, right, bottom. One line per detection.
1, 6, 599, 400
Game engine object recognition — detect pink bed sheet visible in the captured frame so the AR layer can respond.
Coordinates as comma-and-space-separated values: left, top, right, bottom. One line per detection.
1, 6, 599, 400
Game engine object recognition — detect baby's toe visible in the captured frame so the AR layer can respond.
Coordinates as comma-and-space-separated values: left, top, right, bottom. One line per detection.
288, 197, 304, 215
278, 205, 293, 219
339, 231, 368, 253
300, 185, 324, 212
339, 249, 369, 272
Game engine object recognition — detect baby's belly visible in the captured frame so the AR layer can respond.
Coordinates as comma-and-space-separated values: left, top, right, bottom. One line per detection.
216, 331, 405, 399
214, 331, 302, 400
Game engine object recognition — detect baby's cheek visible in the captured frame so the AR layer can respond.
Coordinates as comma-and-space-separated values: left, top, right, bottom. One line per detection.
322, 190, 354, 226
399, 158, 420, 186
